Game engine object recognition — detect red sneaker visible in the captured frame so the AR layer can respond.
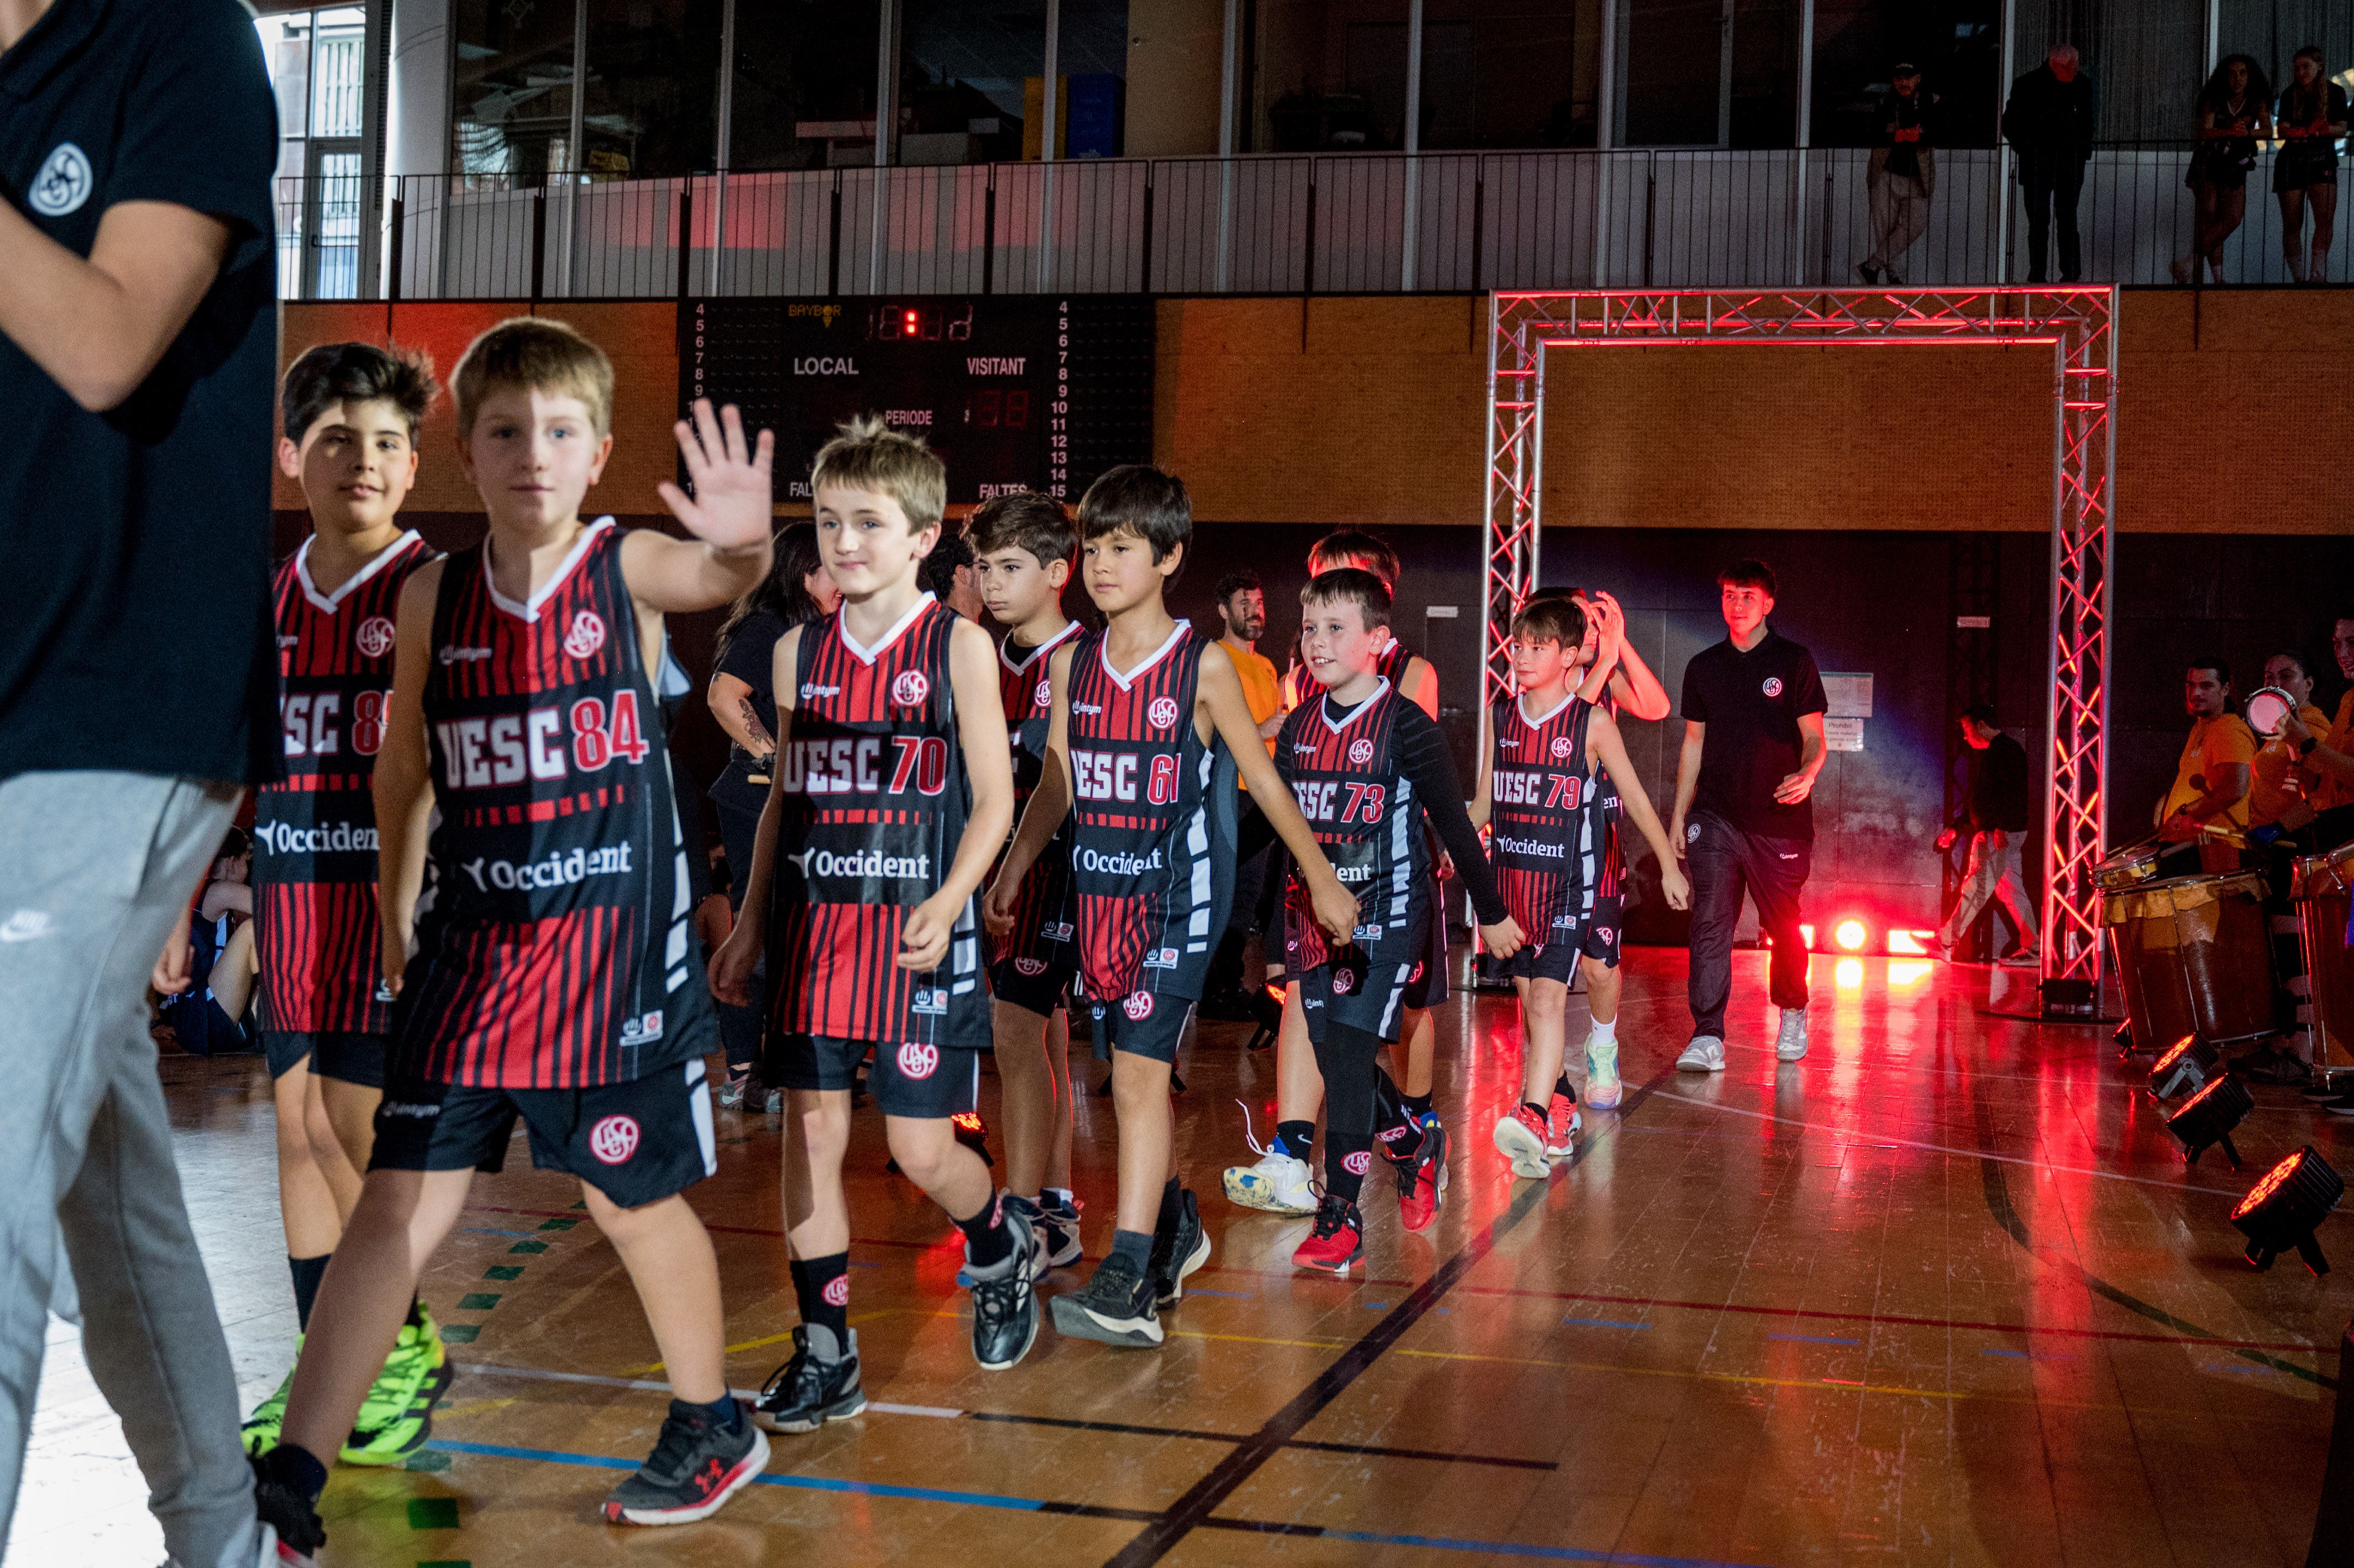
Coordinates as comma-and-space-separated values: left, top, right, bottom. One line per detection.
1394, 1120, 1449, 1233
1545, 1085, 1580, 1161
1492, 1104, 1551, 1179
1291, 1195, 1365, 1277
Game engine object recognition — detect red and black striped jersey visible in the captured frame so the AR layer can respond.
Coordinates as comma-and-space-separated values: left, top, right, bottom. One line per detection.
994, 622, 1081, 970
251, 531, 433, 1034
1373, 633, 1417, 688
769, 595, 989, 1050
1066, 621, 1236, 1013
1489, 691, 1598, 940
398, 519, 709, 1088
1275, 680, 1424, 977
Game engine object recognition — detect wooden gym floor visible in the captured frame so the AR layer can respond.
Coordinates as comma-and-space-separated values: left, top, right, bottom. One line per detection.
20, 947, 2353, 1567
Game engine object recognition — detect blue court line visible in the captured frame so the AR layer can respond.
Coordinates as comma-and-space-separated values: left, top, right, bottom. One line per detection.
2203, 1364, 2284, 1376
420, 1439, 1776, 1565
1564, 1317, 1651, 1331
1979, 1348, 2074, 1361
1767, 1334, 1860, 1346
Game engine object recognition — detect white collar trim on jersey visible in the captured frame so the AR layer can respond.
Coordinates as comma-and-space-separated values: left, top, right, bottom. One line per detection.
838, 591, 936, 665
1001, 618, 1079, 674
1517, 690, 1579, 728
295, 529, 422, 615
1099, 619, 1191, 691
483, 517, 613, 623
1319, 677, 1391, 733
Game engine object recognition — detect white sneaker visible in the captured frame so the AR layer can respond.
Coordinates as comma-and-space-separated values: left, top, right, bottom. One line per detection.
1222, 1144, 1317, 1215
1677, 1036, 1726, 1073
1775, 1009, 1808, 1062
1998, 948, 2042, 968
1584, 1040, 1622, 1109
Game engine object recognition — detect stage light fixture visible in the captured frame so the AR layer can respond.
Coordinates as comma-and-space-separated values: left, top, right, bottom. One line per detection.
1886, 929, 1934, 956
2230, 1146, 2344, 1274
2147, 1035, 2217, 1100
2165, 1073, 2255, 1169
1833, 919, 1869, 952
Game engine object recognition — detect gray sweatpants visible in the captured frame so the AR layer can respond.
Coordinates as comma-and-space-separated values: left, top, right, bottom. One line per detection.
0, 772, 260, 1568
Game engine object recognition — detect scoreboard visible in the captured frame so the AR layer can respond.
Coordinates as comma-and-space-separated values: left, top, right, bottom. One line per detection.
679, 296, 1154, 507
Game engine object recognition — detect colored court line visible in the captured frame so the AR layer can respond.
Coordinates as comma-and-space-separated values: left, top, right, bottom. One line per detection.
1099, 1064, 1680, 1568
1563, 1318, 1650, 1330
417, 1439, 1748, 1565
1766, 1334, 1859, 1346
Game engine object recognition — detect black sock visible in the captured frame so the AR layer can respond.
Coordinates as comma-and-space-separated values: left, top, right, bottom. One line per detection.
407, 1294, 424, 1328
1522, 1099, 1549, 1121
790, 1252, 851, 1345
955, 1192, 1016, 1269
1325, 1136, 1370, 1203
1110, 1228, 1154, 1272
1154, 1174, 1182, 1239
674, 1393, 743, 1433
1313, 1022, 1382, 1204
1554, 1072, 1576, 1100
262, 1443, 329, 1505
1277, 1118, 1316, 1163
288, 1254, 330, 1333
1402, 1089, 1433, 1121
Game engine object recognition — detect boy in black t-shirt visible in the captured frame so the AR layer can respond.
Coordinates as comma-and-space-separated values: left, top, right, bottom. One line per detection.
1667, 559, 1828, 1073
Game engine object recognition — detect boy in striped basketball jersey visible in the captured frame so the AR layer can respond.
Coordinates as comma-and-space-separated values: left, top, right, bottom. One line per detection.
1474, 596, 1688, 1178
240, 343, 449, 1467
711, 417, 1035, 1429
252, 321, 776, 1560
990, 468, 1356, 1347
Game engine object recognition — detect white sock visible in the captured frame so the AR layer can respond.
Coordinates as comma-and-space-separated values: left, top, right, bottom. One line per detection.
1588, 1017, 1618, 1050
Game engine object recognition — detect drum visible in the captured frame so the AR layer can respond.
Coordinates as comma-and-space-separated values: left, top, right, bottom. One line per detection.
2244, 686, 2294, 739
2103, 868, 2277, 1055
2094, 838, 2168, 892
2295, 842, 2354, 1069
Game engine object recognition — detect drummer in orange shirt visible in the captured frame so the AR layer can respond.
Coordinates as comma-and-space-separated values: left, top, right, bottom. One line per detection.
2250, 651, 2332, 831
2278, 613, 2354, 842
2156, 655, 2256, 873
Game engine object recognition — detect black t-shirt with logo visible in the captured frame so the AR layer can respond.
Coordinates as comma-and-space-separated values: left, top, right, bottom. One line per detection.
1680, 628, 1829, 842
0, 0, 281, 784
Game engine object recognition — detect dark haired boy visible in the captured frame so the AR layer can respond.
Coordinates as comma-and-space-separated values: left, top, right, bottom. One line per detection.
242, 343, 448, 1464
972, 490, 1086, 1266
1668, 559, 1826, 1072
252, 319, 776, 1558
990, 466, 1355, 1345
1476, 596, 1688, 1176
1277, 570, 1522, 1266
711, 414, 1034, 1431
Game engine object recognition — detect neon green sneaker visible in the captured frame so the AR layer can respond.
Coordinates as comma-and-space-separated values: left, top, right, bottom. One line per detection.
398, 1300, 454, 1407
240, 1338, 300, 1456
340, 1305, 448, 1466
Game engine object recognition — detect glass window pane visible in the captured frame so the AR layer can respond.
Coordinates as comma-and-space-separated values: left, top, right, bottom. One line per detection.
905, 0, 1042, 163
1810, 0, 2001, 149
312, 11, 370, 139
730, 1, 883, 171
1625, 0, 1725, 145
578, 0, 722, 179
255, 13, 312, 140
452, 0, 579, 183
314, 150, 365, 299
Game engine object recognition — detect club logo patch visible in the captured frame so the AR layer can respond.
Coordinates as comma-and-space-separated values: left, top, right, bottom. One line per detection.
619, 1010, 664, 1045
354, 616, 397, 659
897, 1042, 940, 1080
1686, 821, 1702, 842
911, 989, 947, 1015
1123, 990, 1155, 1021
1410, 962, 1425, 983
1332, 968, 1355, 994
1343, 1151, 1372, 1176
1147, 695, 1181, 731
589, 1115, 641, 1165
1596, 926, 1616, 944
1762, 677, 1784, 698
563, 610, 606, 659
1014, 957, 1047, 976
1551, 735, 1574, 758
29, 143, 93, 217
1144, 946, 1179, 969
1348, 738, 1375, 765
1035, 678, 1052, 709
893, 669, 930, 706
822, 1276, 851, 1307
1043, 921, 1074, 942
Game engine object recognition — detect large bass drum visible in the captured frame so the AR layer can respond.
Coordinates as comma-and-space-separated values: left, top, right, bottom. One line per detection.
2103, 868, 2277, 1056
2295, 842, 2354, 1070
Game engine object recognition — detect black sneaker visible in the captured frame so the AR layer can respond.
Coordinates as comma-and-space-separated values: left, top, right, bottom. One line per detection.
601, 1402, 769, 1525
1050, 1252, 1163, 1347
1038, 1190, 1084, 1268
249, 1451, 325, 1567
967, 1209, 1042, 1371
751, 1326, 868, 1434
1001, 1194, 1054, 1283
1148, 1187, 1212, 1307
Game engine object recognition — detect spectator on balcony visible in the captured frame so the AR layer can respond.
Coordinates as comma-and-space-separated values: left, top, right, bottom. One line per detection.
2273, 46, 2348, 284
2173, 55, 2272, 286
2004, 44, 2098, 284
1859, 64, 1936, 286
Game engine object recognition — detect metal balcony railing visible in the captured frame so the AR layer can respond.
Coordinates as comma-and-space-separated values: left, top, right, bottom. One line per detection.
272, 142, 2350, 303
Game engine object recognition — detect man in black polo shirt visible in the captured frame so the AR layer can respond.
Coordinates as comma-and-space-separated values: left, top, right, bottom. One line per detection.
0, 1, 282, 1562
1935, 705, 2040, 965
1668, 559, 1827, 1072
